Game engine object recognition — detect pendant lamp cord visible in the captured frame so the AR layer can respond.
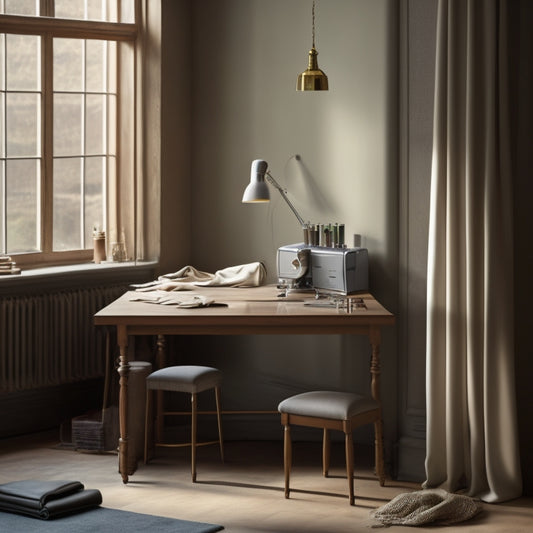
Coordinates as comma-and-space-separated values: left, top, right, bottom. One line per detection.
312, 0, 316, 48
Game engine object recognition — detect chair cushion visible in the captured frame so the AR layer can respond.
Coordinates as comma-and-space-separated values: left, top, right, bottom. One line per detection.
278, 391, 378, 420
146, 365, 223, 393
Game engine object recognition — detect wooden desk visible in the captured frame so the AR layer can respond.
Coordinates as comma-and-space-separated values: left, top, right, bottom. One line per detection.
94, 285, 394, 483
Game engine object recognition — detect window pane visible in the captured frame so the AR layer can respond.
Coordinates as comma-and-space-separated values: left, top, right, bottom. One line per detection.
0, 161, 4, 252
3, 0, 39, 16
0, 93, 4, 158
6, 159, 39, 253
6, 34, 40, 91
53, 0, 128, 22
54, 93, 83, 156
6, 93, 40, 157
0, 34, 5, 90
86, 94, 105, 154
120, 0, 135, 24
54, 39, 83, 92
86, 40, 105, 92
107, 41, 117, 94
85, 156, 105, 247
108, 94, 116, 155
55, 0, 85, 20
87, 0, 105, 22
53, 157, 82, 250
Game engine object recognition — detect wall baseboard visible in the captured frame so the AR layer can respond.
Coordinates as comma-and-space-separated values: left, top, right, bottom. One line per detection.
395, 436, 426, 483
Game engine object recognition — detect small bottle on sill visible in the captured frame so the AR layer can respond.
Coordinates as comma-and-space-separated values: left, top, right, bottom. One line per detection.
93, 229, 106, 264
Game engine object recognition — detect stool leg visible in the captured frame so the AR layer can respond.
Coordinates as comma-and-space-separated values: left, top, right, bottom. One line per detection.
155, 336, 166, 441
322, 428, 330, 477
191, 393, 197, 482
144, 388, 152, 464
283, 424, 291, 499
345, 431, 355, 506
215, 386, 224, 463
374, 419, 385, 486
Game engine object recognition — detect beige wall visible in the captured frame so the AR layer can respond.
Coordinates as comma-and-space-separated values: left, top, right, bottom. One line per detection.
158, 0, 399, 307
157, 0, 400, 450
157, 0, 192, 273
190, 0, 398, 306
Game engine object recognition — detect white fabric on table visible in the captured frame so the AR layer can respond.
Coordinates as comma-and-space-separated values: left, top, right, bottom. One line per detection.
131, 261, 266, 292
129, 292, 217, 308
129, 261, 266, 307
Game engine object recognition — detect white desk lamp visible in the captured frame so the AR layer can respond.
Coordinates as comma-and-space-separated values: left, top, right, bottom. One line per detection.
242, 159, 306, 228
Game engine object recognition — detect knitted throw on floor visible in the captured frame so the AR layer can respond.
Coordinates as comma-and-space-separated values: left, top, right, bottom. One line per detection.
369, 489, 483, 527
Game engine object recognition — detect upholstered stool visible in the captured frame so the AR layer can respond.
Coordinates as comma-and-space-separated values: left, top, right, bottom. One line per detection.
278, 390, 385, 505
144, 365, 224, 482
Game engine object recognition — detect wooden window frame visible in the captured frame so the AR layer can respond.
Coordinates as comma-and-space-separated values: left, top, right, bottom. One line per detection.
0, 5, 139, 269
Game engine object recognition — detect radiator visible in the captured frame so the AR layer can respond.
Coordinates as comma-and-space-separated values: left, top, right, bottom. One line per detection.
0, 285, 126, 393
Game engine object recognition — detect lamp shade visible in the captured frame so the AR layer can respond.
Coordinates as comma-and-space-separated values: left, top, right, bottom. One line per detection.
242, 160, 270, 202
297, 48, 329, 91
296, 1, 329, 91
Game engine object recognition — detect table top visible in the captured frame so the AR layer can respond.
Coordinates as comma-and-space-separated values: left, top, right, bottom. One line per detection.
94, 285, 394, 334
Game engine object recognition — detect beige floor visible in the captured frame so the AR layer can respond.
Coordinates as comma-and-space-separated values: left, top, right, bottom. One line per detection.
0, 430, 531, 533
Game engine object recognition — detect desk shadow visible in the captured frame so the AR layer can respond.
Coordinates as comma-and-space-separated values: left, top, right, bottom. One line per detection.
327, 473, 420, 492
196, 479, 387, 508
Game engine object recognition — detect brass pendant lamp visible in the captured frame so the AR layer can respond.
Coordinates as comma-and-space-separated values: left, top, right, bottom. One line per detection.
297, 1, 329, 91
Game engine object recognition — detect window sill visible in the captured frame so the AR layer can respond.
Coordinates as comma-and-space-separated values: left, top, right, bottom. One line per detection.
0, 260, 158, 297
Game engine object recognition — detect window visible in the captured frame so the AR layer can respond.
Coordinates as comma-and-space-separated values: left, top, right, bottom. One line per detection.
0, 0, 138, 268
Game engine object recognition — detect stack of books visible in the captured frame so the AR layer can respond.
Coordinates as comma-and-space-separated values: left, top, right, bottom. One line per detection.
0, 255, 21, 275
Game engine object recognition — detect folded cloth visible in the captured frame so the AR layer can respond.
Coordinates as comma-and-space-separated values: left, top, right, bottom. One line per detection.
129, 293, 223, 308
0, 480, 102, 520
369, 489, 482, 527
132, 261, 266, 292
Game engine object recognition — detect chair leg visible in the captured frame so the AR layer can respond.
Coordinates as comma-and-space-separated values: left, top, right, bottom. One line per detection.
283, 424, 292, 499
144, 388, 152, 464
322, 428, 330, 477
345, 431, 355, 506
191, 393, 197, 482
215, 386, 224, 463
374, 419, 385, 486
155, 390, 164, 442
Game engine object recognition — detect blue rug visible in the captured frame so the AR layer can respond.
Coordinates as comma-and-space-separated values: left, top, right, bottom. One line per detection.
0, 507, 224, 532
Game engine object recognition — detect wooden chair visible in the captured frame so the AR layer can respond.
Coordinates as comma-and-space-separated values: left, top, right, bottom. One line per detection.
144, 365, 224, 482
278, 390, 385, 505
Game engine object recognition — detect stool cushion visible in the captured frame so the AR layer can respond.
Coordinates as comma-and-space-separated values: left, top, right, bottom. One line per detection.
146, 365, 223, 393
278, 391, 378, 420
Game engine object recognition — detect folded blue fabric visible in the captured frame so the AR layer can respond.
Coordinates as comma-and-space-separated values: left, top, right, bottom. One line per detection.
0, 480, 102, 519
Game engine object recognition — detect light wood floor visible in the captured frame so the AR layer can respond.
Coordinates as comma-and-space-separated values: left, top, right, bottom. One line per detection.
0, 430, 531, 532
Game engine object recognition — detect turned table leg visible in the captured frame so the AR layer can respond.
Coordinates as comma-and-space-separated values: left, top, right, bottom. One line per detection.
369, 326, 385, 485
117, 325, 130, 483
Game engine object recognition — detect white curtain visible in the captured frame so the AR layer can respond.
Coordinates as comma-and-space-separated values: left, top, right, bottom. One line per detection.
424, 0, 522, 503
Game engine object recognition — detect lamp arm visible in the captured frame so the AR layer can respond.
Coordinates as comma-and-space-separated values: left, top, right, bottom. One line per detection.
265, 171, 307, 228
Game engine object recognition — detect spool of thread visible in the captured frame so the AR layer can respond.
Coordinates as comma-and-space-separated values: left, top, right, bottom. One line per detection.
318, 224, 325, 246
310, 224, 319, 246
339, 224, 345, 247
325, 226, 332, 247
303, 224, 310, 245
333, 224, 339, 247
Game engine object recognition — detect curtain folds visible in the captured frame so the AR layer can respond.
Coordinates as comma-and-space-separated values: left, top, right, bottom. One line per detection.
424, 0, 522, 503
